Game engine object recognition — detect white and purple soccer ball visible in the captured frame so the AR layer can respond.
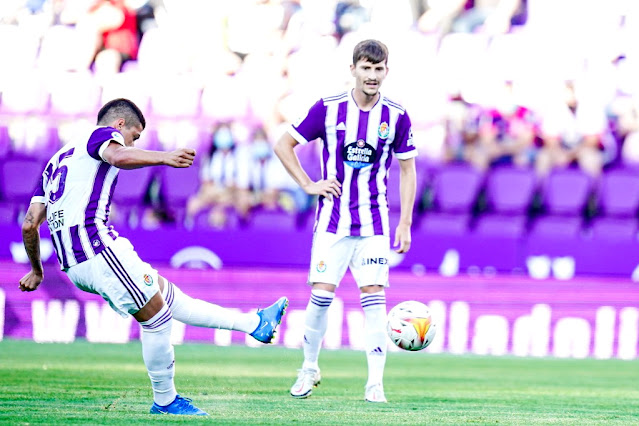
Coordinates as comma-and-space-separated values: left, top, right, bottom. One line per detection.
387, 301, 436, 351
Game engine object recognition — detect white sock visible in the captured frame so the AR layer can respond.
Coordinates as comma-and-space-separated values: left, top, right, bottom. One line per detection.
301, 289, 334, 371
140, 304, 177, 406
361, 291, 387, 387
163, 281, 259, 333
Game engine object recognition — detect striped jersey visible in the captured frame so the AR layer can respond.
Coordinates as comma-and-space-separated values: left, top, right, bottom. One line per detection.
289, 90, 417, 236
31, 126, 125, 270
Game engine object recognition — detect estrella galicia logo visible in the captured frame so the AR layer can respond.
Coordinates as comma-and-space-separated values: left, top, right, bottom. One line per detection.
343, 139, 375, 169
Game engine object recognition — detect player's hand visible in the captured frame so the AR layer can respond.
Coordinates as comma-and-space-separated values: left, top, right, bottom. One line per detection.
303, 178, 341, 200
393, 223, 412, 254
164, 148, 196, 168
19, 270, 43, 292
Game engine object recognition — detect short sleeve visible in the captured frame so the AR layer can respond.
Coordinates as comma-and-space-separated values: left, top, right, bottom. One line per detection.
30, 174, 46, 205
87, 127, 126, 161
393, 111, 418, 160
288, 99, 327, 145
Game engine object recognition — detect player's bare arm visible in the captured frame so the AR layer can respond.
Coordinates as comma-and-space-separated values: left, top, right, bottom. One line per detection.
394, 157, 416, 254
274, 133, 341, 200
19, 202, 47, 292
103, 142, 196, 169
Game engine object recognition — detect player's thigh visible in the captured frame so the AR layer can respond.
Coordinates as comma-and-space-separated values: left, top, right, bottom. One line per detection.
349, 235, 390, 288
67, 237, 160, 317
308, 232, 355, 287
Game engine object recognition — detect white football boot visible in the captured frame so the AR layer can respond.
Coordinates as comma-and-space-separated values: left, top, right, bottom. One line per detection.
364, 383, 387, 403
290, 368, 321, 398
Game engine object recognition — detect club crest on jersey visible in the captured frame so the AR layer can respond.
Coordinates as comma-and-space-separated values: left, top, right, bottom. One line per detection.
143, 274, 154, 286
378, 122, 390, 139
316, 261, 327, 273
343, 139, 375, 169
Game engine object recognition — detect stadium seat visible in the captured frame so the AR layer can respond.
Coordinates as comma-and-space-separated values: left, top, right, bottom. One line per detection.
472, 166, 537, 238
417, 212, 471, 236
111, 167, 155, 225
158, 165, 201, 225
529, 215, 583, 239
473, 214, 528, 238
588, 217, 638, 241
597, 167, 639, 217
246, 207, 298, 231
0, 157, 44, 204
540, 168, 593, 215
430, 164, 484, 213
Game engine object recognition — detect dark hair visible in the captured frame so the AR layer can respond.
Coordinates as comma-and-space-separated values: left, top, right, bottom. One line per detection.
352, 39, 388, 65
97, 98, 146, 129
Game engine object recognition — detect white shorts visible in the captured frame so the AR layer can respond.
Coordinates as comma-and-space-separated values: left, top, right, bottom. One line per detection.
308, 232, 390, 288
66, 237, 160, 317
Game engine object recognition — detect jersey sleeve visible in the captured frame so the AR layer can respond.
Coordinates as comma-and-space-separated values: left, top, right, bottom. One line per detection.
87, 127, 126, 161
288, 99, 327, 145
30, 174, 46, 205
393, 111, 418, 160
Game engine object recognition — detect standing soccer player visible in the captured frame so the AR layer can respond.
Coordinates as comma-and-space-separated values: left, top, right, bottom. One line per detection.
274, 39, 417, 403
19, 98, 288, 416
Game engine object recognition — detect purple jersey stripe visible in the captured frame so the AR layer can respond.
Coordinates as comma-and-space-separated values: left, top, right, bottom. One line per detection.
369, 104, 390, 235
84, 162, 111, 256
327, 102, 348, 233
50, 232, 63, 267
55, 230, 70, 269
104, 174, 118, 222
70, 224, 88, 264
58, 147, 74, 163
106, 247, 147, 303
102, 248, 146, 309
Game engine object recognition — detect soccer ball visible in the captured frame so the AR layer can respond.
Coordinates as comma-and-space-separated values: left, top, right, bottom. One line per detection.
387, 301, 436, 351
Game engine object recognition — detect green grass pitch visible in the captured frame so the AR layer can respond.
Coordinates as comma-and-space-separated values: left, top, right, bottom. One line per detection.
1, 340, 638, 425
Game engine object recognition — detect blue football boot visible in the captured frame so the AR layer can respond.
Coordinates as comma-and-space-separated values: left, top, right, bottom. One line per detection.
150, 395, 208, 416
250, 297, 289, 343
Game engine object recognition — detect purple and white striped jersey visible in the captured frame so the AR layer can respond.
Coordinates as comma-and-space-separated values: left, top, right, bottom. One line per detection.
289, 91, 417, 236
31, 126, 125, 270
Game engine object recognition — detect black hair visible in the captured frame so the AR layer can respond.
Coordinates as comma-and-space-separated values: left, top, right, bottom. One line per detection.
352, 39, 388, 65
97, 98, 146, 129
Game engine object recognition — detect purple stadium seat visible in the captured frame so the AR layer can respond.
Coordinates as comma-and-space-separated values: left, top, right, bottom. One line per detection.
0, 158, 44, 203
110, 167, 154, 227
193, 208, 240, 230
589, 217, 638, 241
597, 168, 639, 217
430, 164, 484, 213
529, 216, 583, 239
159, 165, 201, 224
485, 166, 537, 214
386, 159, 429, 211
473, 213, 527, 238
247, 207, 298, 231
417, 212, 471, 236
541, 168, 592, 215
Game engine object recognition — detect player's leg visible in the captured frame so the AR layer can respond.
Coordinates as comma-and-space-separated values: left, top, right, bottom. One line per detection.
351, 235, 390, 403
291, 233, 352, 398
66, 238, 206, 415
158, 276, 287, 344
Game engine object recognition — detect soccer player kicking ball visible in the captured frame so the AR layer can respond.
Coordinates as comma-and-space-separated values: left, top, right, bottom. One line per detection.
19, 98, 288, 416
274, 39, 417, 403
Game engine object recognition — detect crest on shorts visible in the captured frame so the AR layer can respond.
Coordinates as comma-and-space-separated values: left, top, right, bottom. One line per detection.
143, 274, 153, 286
378, 122, 390, 139
316, 261, 327, 273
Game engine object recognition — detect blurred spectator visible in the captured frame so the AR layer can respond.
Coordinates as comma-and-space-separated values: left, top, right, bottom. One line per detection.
74, 0, 139, 74
536, 81, 608, 177
235, 125, 299, 219
417, 0, 526, 35
186, 122, 241, 229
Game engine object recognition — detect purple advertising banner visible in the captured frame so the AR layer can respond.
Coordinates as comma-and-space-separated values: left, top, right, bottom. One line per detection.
1, 260, 638, 359
2, 224, 639, 279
